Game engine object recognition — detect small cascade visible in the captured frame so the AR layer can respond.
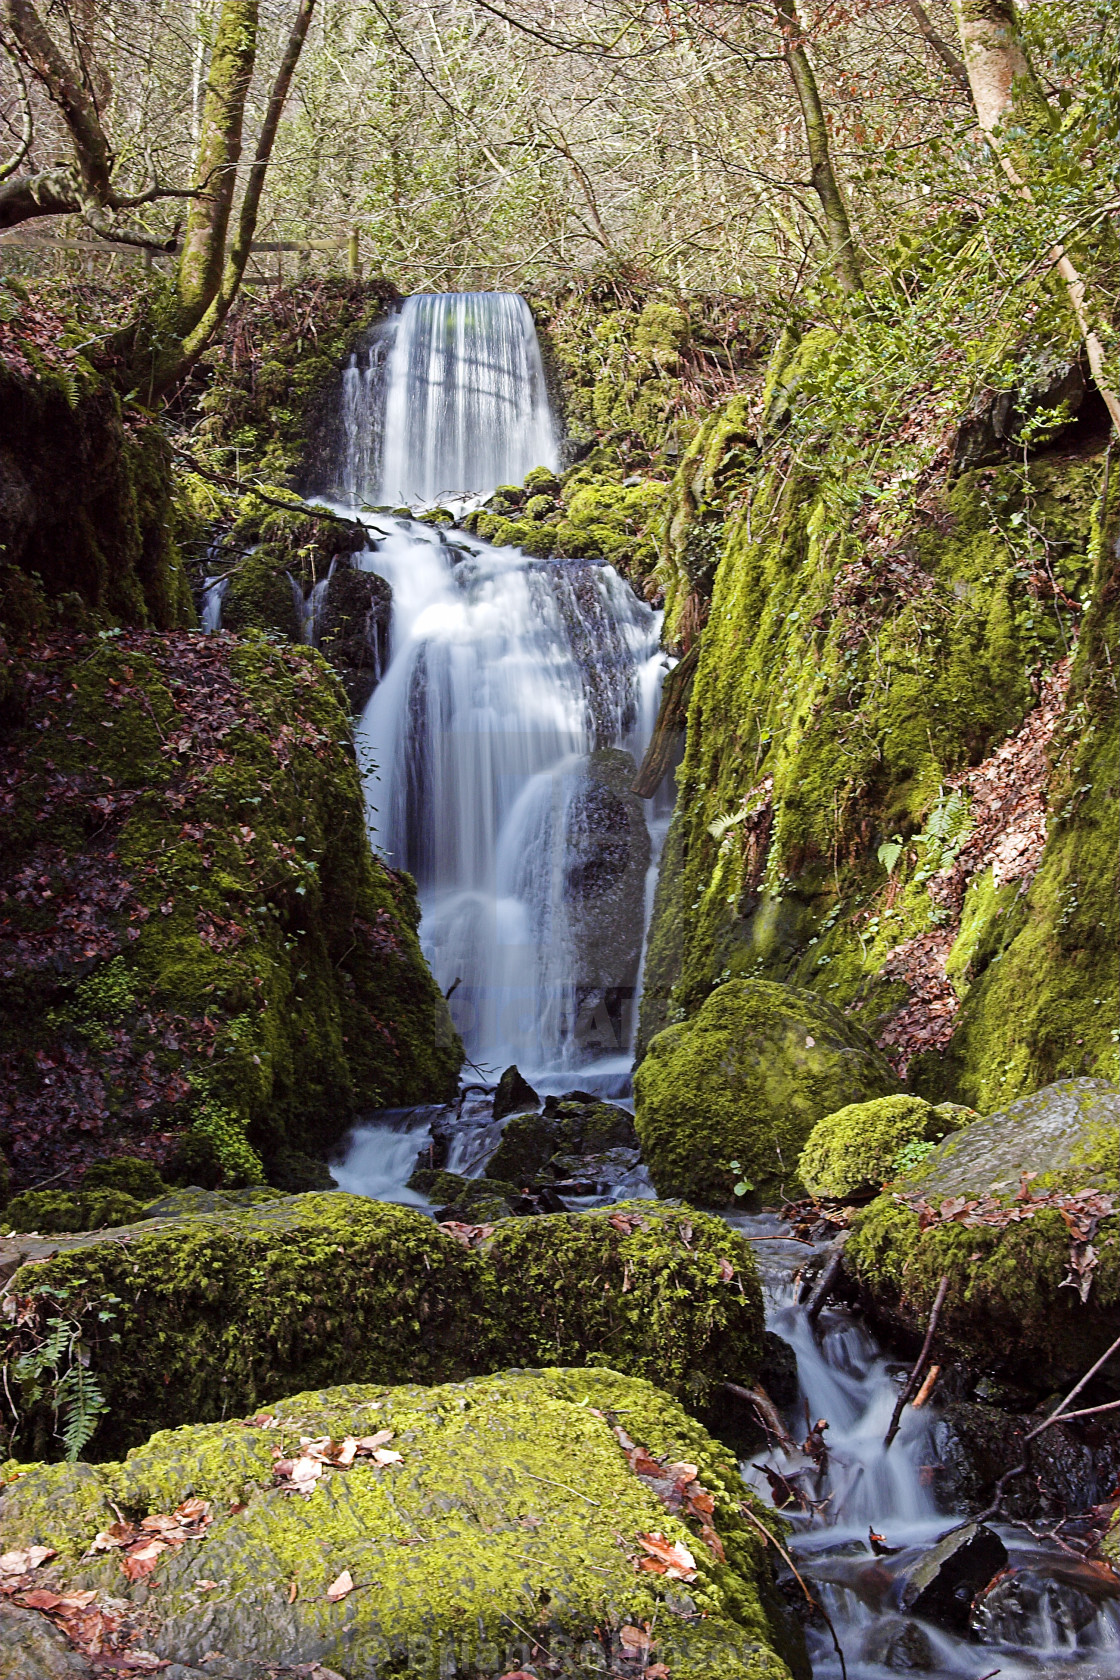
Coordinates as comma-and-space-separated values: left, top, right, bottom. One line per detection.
200, 574, 229, 634
339, 331, 392, 504
377, 292, 558, 506
288, 558, 336, 646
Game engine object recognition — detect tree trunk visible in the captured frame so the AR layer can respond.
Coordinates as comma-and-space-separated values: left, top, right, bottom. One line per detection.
176, 0, 260, 334
772, 0, 863, 294
950, 0, 1120, 433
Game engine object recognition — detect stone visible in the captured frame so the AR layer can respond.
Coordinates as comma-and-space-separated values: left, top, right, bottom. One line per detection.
897, 1522, 1008, 1632
0, 1369, 801, 1680
486, 1098, 638, 1187
0, 1602, 94, 1677
317, 560, 392, 710
492, 1064, 540, 1121
844, 1079, 1120, 1389
634, 979, 899, 1205
5, 1195, 765, 1459
797, 1095, 972, 1200
859, 1616, 935, 1671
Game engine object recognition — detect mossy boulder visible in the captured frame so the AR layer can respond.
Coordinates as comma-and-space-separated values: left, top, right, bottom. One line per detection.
0, 1367, 801, 1680
2, 1188, 145, 1235
797, 1095, 974, 1200
844, 1079, 1120, 1389
406, 1168, 519, 1222
634, 980, 900, 1205
82, 1156, 167, 1201
3, 1195, 764, 1460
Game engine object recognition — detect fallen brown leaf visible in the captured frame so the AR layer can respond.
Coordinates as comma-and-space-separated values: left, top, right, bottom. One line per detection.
326, 1569, 354, 1602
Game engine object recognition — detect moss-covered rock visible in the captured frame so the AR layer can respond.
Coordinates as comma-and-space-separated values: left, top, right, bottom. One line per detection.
81, 1156, 167, 1201
844, 1079, 1120, 1389
634, 979, 899, 1205
2, 1188, 145, 1235
0, 1367, 801, 1680
3, 1195, 765, 1460
0, 630, 460, 1192
486, 1098, 637, 1186
797, 1094, 973, 1200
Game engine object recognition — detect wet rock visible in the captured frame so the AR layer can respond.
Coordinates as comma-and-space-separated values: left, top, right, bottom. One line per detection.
859, 1615, 935, 1671
492, 1064, 540, 1121
265, 1146, 338, 1192
0, 1601, 93, 1677
0, 1369, 800, 1680
896, 1522, 1008, 1632
970, 1562, 1114, 1648
318, 560, 392, 710
635, 979, 899, 1205
758, 1331, 799, 1410
931, 1398, 1120, 1519
845, 1078, 1120, 1391
952, 356, 1089, 471
408, 1167, 518, 1223
562, 749, 650, 1060
487, 1099, 637, 1187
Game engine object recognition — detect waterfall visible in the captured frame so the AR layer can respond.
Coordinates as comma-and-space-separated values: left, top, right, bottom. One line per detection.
200, 574, 229, 634
289, 558, 336, 647
333, 291, 664, 1085
376, 293, 558, 507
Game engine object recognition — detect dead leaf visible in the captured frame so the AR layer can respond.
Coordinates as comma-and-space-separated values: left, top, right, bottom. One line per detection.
636, 1533, 697, 1581
121, 1537, 169, 1581
717, 1258, 735, 1282
645, 1665, 671, 1679
287, 1579, 298, 1603
0, 1545, 55, 1574
195, 1580, 218, 1592
19, 1588, 62, 1610
356, 1429, 394, 1452
326, 1569, 354, 1602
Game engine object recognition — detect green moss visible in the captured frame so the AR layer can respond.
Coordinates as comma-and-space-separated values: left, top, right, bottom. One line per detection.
3, 1196, 764, 1461
82, 1157, 167, 1201
3, 1188, 145, 1234
846, 1194, 1119, 1388
0, 630, 460, 1189
797, 1094, 969, 1199
634, 980, 899, 1205
0, 1368, 799, 1680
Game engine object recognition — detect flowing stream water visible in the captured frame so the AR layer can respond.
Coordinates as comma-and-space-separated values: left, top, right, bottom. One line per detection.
323, 292, 1118, 1678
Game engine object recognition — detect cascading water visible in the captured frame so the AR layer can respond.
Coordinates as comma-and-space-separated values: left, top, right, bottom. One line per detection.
376, 291, 558, 506
335, 291, 666, 1084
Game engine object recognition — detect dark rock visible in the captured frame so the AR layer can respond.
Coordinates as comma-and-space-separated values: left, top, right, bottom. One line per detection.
318, 560, 392, 710
486, 1111, 564, 1185
409, 1168, 519, 1224
542, 1090, 601, 1114
859, 1616, 935, 1671
0, 1600, 94, 1677
266, 1147, 338, 1193
970, 1560, 1119, 1646
897, 1522, 1008, 1632
759, 1331, 799, 1410
493, 1064, 541, 1121
952, 357, 1087, 472
931, 1398, 1120, 1520
487, 1100, 638, 1187
512, 1185, 571, 1215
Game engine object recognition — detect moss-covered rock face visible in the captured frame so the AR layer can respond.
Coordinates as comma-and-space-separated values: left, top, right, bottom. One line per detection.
3, 1195, 764, 1460
637, 321, 1118, 1103
0, 1368, 800, 1680
797, 1094, 973, 1200
844, 1079, 1119, 1390
486, 1099, 638, 1186
0, 629, 460, 1193
634, 980, 899, 1206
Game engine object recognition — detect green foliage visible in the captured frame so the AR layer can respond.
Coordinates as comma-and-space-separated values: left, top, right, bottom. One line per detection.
187, 1100, 265, 1188
9, 1292, 118, 1462
3, 1189, 146, 1235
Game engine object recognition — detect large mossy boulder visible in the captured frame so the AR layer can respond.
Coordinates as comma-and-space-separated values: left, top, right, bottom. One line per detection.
486, 1094, 637, 1186
0, 1368, 801, 1680
634, 980, 899, 1205
845, 1079, 1120, 1390
797, 1095, 975, 1200
2, 1194, 764, 1460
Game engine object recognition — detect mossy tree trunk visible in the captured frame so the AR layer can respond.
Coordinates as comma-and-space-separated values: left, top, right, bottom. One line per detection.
772, 0, 863, 294
950, 0, 1120, 433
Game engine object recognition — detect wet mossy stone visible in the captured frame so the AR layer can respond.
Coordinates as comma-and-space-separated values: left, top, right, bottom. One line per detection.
844, 1079, 1120, 1391
492, 1063, 540, 1121
4, 1195, 765, 1460
406, 1168, 519, 1222
137, 1186, 285, 1219
0, 1368, 802, 1680
634, 980, 900, 1206
797, 1094, 972, 1200
487, 1099, 637, 1185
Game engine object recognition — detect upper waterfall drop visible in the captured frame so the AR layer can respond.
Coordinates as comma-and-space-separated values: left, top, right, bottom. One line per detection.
376, 292, 558, 506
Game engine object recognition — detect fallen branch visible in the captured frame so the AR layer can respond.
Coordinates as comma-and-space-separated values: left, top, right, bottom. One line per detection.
723, 1381, 798, 1454
168, 444, 362, 529
884, 1274, 950, 1449
739, 1502, 848, 1680
912, 1363, 941, 1409
804, 1238, 847, 1324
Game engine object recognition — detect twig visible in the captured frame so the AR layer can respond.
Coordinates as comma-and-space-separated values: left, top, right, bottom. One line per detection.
522, 1471, 600, 1506
884, 1274, 949, 1450
912, 1363, 941, 1409
1038, 1331, 1120, 1429
739, 1502, 847, 1680
723, 1381, 798, 1454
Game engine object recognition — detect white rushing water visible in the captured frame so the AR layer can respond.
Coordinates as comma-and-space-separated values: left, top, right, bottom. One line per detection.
328, 290, 669, 1084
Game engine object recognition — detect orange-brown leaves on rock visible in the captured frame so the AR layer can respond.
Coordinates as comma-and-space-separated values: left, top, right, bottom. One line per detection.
636, 1533, 698, 1580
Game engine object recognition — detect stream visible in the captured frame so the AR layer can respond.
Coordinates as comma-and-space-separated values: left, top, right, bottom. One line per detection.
324, 292, 1117, 1677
